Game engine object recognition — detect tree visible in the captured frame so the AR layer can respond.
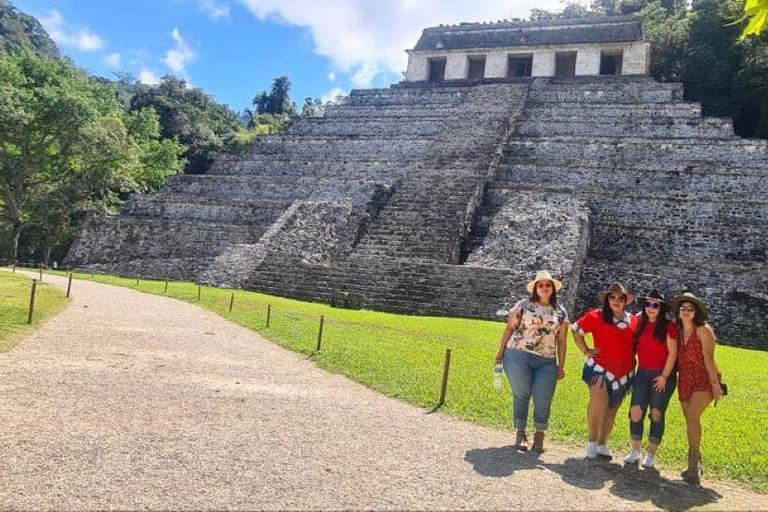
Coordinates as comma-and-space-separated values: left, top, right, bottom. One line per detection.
130, 75, 241, 174
0, 0, 60, 58
740, 0, 768, 38
300, 97, 325, 117
253, 75, 296, 115
0, 52, 139, 261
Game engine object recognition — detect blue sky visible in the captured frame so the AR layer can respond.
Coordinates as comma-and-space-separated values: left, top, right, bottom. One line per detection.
13, 0, 558, 113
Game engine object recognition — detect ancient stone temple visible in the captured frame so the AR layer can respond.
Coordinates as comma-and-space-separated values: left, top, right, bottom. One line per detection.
66, 16, 768, 348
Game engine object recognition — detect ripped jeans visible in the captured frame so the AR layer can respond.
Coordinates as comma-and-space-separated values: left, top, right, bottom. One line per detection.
629, 368, 677, 445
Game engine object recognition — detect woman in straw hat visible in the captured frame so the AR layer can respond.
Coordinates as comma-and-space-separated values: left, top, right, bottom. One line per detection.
624, 289, 678, 469
494, 270, 569, 453
572, 282, 638, 460
670, 292, 723, 485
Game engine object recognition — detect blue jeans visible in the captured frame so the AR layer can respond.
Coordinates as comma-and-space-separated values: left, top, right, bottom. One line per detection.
503, 348, 559, 430
629, 368, 677, 445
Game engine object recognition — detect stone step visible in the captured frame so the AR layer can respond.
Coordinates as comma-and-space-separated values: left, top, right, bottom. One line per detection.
517, 118, 733, 139
161, 177, 390, 203
67, 217, 267, 262
527, 82, 683, 104
522, 102, 702, 119
287, 117, 445, 137
492, 164, 768, 195
125, 194, 290, 225
505, 136, 768, 164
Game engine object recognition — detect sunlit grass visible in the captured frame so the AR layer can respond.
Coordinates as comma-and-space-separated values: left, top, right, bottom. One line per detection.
0, 270, 69, 352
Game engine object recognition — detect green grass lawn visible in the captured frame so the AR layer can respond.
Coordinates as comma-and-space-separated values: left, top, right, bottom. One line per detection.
0, 270, 69, 352
32, 269, 768, 492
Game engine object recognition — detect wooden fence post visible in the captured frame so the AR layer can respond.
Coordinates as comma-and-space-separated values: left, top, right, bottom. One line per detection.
67, 273, 73, 298
266, 304, 271, 327
164, 280, 169, 294
12, 260, 16, 273
39, 263, 43, 281
437, 348, 452, 407
229, 292, 235, 312
316, 315, 325, 351
27, 279, 38, 324
197, 284, 202, 301
136, 275, 140, 286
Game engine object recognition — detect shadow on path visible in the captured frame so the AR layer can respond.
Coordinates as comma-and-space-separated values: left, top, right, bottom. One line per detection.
464, 446, 542, 477
466, 447, 723, 510
540, 457, 722, 510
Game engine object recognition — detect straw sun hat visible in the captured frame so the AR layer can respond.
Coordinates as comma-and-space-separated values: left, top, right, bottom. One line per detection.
526, 270, 563, 294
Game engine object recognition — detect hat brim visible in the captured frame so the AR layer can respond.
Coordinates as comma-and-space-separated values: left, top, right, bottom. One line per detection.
598, 291, 635, 305
527, 278, 563, 294
637, 296, 667, 306
670, 295, 709, 320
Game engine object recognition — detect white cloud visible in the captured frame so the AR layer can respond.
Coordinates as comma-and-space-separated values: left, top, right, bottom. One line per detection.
162, 28, 197, 76
40, 10, 105, 52
102, 52, 122, 68
139, 68, 160, 84
238, 0, 561, 86
200, 0, 231, 19
321, 87, 347, 104
327, 71, 336, 82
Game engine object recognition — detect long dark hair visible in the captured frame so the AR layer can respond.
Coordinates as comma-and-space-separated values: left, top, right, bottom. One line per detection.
632, 303, 671, 346
531, 286, 558, 307
675, 302, 707, 345
601, 296, 625, 324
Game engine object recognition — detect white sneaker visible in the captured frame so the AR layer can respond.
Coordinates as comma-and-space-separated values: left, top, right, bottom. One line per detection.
642, 452, 655, 468
597, 444, 613, 459
624, 447, 642, 464
586, 441, 598, 459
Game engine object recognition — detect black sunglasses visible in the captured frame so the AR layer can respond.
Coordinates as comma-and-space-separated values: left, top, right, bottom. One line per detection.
645, 301, 660, 310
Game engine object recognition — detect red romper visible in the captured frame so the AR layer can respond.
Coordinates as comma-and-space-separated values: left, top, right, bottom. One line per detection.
677, 328, 712, 402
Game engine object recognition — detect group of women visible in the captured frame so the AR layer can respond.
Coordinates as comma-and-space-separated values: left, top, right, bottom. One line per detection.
495, 270, 724, 485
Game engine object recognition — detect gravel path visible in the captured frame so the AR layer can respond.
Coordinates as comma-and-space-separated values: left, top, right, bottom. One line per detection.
1, 271, 765, 510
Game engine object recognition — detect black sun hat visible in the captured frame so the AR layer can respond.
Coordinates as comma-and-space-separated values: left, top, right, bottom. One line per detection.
637, 289, 666, 305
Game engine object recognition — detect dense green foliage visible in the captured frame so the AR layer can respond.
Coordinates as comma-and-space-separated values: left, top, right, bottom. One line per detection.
0, 0, 59, 58
540, 0, 768, 139
0, 270, 68, 352
41, 268, 768, 492
741, 0, 768, 37
0, 52, 185, 263
129, 75, 242, 174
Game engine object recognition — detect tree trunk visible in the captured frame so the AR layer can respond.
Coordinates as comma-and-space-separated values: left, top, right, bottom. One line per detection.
11, 223, 22, 262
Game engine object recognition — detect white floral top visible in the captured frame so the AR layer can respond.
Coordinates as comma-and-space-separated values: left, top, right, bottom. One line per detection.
507, 299, 569, 358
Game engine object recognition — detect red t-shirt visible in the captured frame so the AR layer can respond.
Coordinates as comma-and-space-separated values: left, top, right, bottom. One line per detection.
636, 321, 677, 371
573, 309, 637, 378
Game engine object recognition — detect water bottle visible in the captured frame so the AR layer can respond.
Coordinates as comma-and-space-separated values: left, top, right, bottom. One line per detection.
493, 364, 503, 389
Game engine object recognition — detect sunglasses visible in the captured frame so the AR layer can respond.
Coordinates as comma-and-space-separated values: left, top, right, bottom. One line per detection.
645, 301, 660, 310
608, 294, 625, 303
679, 306, 696, 313
536, 282, 553, 289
